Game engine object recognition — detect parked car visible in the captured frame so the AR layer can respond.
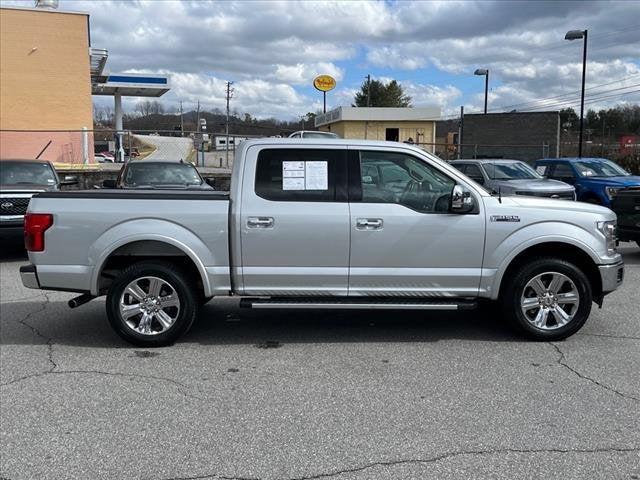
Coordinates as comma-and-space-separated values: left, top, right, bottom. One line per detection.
533, 157, 640, 207
21, 139, 623, 346
288, 130, 339, 139
450, 159, 575, 200
101, 160, 213, 190
95, 154, 114, 163
0, 159, 76, 235
610, 187, 640, 247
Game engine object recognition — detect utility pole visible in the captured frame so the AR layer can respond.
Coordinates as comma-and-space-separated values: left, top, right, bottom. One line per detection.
457, 106, 464, 159
366, 74, 371, 107
179, 101, 184, 136
225, 81, 234, 168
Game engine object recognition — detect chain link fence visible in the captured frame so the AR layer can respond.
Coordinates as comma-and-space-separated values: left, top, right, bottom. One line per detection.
2, 129, 638, 174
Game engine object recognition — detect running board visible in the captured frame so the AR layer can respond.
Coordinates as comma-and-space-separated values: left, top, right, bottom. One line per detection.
240, 297, 477, 311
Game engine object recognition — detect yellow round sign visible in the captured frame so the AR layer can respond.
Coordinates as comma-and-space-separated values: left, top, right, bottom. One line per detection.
313, 75, 336, 92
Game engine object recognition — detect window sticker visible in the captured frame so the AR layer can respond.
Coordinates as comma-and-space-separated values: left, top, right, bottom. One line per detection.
305, 161, 328, 190
281, 160, 328, 190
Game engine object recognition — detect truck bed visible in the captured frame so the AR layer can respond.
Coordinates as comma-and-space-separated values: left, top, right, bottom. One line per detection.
27, 189, 231, 295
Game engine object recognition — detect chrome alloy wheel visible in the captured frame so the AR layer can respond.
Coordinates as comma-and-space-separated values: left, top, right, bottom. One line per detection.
119, 276, 180, 335
520, 272, 580, 330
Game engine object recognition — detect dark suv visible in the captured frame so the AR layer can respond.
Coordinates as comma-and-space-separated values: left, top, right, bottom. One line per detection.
0, 160, 76, 235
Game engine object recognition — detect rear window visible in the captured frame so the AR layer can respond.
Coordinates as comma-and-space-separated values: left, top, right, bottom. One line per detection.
255, 148, 344, 202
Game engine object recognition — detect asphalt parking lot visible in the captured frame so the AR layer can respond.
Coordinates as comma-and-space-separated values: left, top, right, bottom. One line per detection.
1, 238, 638, 480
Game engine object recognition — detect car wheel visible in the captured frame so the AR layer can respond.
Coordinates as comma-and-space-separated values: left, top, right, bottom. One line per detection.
501, 257, 592, 341
106, 261, 198, 347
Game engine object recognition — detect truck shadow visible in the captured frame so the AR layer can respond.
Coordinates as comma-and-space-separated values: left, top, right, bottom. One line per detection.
1, 298, 519, 350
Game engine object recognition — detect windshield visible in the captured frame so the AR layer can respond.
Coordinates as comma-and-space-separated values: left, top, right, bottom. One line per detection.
123, 162, 202, 187
0, 161, 57, 186
574, 159, 629, 178
482, 162, 541, 180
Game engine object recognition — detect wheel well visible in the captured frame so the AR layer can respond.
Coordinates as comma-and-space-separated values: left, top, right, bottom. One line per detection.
98, 240, 204, 297
499, 242, 602, 305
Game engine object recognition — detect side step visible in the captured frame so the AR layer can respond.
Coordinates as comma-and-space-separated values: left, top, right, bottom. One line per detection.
240, 297, 477, 311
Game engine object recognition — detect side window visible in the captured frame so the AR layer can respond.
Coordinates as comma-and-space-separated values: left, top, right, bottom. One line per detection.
452, 163, 468, 174
465, 164, 485, 184
255, 148, 344, 202
551, 163, 575, 180
359, 150, 455, 213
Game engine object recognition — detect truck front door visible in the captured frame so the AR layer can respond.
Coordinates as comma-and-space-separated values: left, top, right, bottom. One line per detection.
239, 146, 349, 295
348, 148, 485, 297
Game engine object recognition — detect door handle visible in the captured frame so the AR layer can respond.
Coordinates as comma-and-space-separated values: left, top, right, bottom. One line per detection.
356, 218, 383, 230
247, 217, 274, 228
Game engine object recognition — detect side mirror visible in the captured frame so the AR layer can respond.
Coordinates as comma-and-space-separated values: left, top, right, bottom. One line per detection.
102, 179, 117, 189
450, 185, 475, 214
204, 177, 215, 188
60, 175, 78, 186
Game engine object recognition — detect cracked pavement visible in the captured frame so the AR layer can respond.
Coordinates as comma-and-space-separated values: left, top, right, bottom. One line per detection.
1, 239, 639, 479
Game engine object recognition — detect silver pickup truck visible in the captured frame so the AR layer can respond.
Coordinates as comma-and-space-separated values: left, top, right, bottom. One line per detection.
20, 139, 624, 346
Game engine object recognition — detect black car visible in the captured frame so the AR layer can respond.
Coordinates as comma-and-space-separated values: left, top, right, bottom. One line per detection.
0, 159, 77, 236
102, 160, 213, 190
611, 186, 640, 248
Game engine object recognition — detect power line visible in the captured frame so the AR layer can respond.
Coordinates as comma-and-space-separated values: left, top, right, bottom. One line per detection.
517, 89, 640, 112
491, 74, 640, 111
504, 83, 640, 112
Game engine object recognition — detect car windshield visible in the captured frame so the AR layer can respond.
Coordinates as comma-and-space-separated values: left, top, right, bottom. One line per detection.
0, 161, 57, 186
573, 159, 629, 178
482, 162, 541, 180
123, 162, 202, 187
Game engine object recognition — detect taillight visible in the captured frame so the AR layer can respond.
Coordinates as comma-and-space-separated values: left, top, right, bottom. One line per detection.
24, 213, 53, 252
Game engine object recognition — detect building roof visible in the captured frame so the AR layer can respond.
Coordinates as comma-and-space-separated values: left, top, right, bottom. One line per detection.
315, 106, 440, 127
0, 5, 89, 16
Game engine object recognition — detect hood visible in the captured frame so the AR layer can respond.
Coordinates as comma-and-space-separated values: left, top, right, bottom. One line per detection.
506, 195, 612, 215
580, 175, 640, 187
0, 184, 57, 193
491, 178, 574, 193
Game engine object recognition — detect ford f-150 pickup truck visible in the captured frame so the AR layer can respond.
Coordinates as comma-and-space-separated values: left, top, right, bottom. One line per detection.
20, 139, 624, 346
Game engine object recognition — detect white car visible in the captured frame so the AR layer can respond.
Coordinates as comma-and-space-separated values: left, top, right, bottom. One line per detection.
288, 130, 339, 139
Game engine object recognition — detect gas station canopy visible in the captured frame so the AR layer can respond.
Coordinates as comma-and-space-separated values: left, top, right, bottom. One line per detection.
92, 73, 170, 97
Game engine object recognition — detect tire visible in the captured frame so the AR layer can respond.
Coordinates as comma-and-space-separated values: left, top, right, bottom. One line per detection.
500, 257, 592, 341
106, 261, 198, 347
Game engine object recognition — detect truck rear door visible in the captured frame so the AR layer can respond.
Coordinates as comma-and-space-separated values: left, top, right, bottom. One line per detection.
238, 146, 349, 295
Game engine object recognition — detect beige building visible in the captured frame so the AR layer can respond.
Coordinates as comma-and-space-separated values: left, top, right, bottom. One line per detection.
315, 107, 440, 152
0, 5, 94, 163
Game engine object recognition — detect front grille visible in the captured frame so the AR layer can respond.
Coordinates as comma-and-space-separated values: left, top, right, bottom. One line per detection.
515, 191, 574, 200
0, 197, 30, 216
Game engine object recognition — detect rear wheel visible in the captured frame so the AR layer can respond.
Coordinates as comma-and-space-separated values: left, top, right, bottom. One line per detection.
501, 257, 592, 340
106, 261, 198, 347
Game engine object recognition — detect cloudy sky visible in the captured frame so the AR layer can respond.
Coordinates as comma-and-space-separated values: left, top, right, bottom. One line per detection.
7, 0, 639, 119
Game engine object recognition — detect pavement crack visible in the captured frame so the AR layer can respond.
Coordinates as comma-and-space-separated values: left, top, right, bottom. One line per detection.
156, 446, 639, 480
549, 342, 639, 402
0, 368, 207, 402
13, 292, 57, 372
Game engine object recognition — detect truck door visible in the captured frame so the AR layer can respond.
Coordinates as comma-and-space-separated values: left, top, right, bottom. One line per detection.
348, 148, 485, 297
239, 146, 349, 295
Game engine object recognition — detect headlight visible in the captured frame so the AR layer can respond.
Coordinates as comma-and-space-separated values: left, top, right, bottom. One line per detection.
596, 220, 617, 255
605, 187, 620, 200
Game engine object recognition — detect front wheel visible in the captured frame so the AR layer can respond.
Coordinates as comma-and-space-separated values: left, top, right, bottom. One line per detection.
106, 261, 198, 347
501, 257, 592, 340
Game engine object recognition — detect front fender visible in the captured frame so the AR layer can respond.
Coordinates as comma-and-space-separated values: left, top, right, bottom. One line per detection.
485, 221, 603, 300
89, 218, 219, 296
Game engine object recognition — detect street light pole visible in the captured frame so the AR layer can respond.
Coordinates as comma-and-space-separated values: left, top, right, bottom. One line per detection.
474, 68, 489, 114
565, 29, 588, 157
